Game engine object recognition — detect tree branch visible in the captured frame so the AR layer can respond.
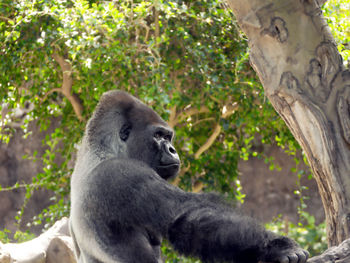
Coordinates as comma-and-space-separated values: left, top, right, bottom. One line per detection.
194, 123, 221, 159
189, 123, 221, 193
172, 165, 189, 186
177, 106, 210, 123
172, 102, 238, 191
154, 6, 160, 47
222, 102, 238, 118
193, 102, 237, 159
308, 238, 350, 262
168, 105, 177, 128
52, 53, 84, 121
191, 103, 238, 192
41, 88, 62, 103
0, 16, 13, 22
193, 180, 205, 193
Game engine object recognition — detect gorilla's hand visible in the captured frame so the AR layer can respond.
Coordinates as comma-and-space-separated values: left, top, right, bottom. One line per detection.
260, 236, 309, 263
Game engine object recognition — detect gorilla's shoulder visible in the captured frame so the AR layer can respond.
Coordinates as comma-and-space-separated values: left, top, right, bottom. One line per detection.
89, 158, 159, 181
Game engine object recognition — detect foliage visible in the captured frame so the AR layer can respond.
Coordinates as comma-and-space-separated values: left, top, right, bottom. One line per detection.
0, 228, 35, 243
266, 213, 327, 257
162, 241, 201, 263
0, 0, 292, 227
0, 229, 11, 243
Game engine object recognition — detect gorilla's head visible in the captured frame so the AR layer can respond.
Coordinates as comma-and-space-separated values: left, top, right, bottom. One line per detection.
86, 90, 180, 180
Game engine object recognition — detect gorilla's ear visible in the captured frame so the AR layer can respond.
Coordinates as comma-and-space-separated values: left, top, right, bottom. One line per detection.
119, 123, 132, 141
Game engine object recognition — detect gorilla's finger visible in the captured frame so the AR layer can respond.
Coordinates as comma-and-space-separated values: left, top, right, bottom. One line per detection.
303, 249, 310, 260
287, 254, 299, 263
278, 256, 289, 263
296, 251, 306, 263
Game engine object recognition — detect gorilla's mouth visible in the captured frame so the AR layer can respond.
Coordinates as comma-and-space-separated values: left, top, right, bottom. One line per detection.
156, 163, 180, 180
158, 163, 180, 169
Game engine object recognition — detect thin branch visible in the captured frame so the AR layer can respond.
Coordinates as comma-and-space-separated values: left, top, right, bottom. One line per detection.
193, 117, 215, 126
193, 181, 204, 193
192, 103, 237, 159
0, 184, 28, 192
19, 80, 34, 91
222, 102, 238, 118
194, 123, 221, 159
177, 106, 210, 123
41, 88, 62, 102
154, 5, 160, 47
168, 105, 177, 128
172, 122, 220, 190
52, 53, 84, 121
171, 102, 237, 189
0, 15, 13, 22
172, 165, 189, 186
144, 23, 150, 43
167, 72, 184, 127
0, 181, 55, 192
190, 123, 222, 193
190, 103, 238, 191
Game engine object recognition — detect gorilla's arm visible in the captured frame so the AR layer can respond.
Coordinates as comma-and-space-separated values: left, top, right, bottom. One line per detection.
168, 199, 307, 263
89, 160, 307, 263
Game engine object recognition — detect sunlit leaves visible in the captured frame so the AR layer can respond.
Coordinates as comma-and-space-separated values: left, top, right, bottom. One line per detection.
323, 0, 350, 65
266, 213, 327, 257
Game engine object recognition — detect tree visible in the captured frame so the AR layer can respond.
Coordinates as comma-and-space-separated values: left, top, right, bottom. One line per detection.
226, 0, 350, 246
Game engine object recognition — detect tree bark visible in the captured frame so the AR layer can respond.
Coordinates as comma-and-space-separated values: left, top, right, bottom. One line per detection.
308, 238, 350, 263
0, 218, 76, 263
52, 53, 84, 122
226, 0, 350, 246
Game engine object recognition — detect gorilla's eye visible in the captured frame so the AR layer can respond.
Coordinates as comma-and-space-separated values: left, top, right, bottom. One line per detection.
164, 135, 172, 141
154, 130, 172, 141
154, 131, 163, 140
120, 123, 132, 141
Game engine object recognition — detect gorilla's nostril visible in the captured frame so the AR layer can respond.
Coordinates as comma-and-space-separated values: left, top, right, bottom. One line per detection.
169, 147, 176, 154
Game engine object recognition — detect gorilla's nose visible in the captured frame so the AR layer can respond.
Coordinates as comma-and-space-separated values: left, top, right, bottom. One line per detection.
166, 144, 177, 155
162, 142, 180, 163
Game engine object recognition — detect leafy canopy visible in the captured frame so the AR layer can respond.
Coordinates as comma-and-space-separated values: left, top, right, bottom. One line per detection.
0, 0, 292, 214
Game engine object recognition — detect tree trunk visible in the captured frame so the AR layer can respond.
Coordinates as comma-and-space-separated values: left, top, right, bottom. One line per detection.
226, 0, 350, 246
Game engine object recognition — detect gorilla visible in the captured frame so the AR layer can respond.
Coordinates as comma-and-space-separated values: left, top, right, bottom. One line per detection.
70, 90, 309, 263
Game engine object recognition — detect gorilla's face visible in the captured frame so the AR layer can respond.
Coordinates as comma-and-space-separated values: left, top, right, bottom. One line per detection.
126, 123, 181, 180
149, 124, 180, 180
88, 90, 181, 180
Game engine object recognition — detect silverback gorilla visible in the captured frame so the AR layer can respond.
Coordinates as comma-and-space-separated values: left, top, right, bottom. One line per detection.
70, 90, 309, 263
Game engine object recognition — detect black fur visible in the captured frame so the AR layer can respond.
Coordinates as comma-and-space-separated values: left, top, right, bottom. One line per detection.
69, 90, 309, 263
